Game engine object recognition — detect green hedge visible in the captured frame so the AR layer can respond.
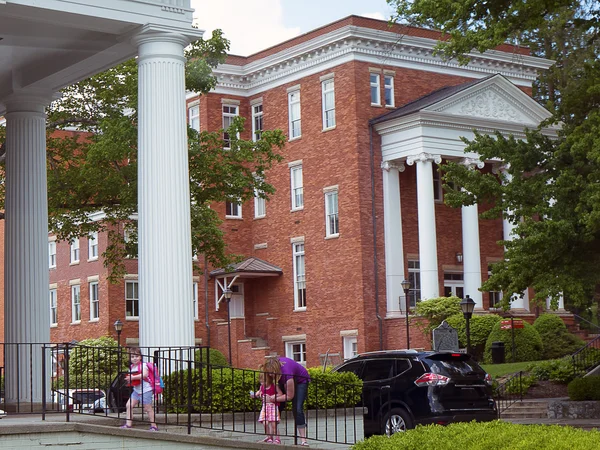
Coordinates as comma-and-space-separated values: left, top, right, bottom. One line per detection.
533, 314, 585, 359
484, 320, 543, 363
352, 421, 600, 450
414, 296, 462, 333
194, 347, 229, 367
162, 366, 362, 414
526, 358, 575, 384
445, 313, 502, 360
568, 376, 600, 401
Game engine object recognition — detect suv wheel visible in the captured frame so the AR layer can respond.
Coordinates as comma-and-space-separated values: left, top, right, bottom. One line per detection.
383, 408, 412, 436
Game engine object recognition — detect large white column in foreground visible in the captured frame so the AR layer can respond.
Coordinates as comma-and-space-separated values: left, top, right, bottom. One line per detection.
4, 92, 52, 407
381, 160, 406, 316
133, 30, 194, 348
407, 153, 441, 300
461, 158, 485, 309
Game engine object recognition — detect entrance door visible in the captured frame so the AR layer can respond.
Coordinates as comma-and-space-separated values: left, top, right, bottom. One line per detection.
444, 273, 464, 298
230, 283, 244, 318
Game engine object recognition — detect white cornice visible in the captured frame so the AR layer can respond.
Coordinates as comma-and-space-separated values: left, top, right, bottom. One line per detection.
212, 24, 554, 96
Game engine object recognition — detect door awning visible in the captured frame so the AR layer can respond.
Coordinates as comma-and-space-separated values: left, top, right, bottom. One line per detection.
210, 257, 283, 279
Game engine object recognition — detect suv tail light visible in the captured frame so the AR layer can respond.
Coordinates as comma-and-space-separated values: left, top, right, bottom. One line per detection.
485, 373, 493, 386
414, 373, 450, 387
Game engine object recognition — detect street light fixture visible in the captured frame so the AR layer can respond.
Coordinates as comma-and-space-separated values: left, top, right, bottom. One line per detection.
114, 318, 123, 373
460, 295, 476, 355
401, 279, 411, 349
223, 287, 233, 366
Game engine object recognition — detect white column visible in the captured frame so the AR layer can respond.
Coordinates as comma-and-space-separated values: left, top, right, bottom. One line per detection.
133, 30, 194, 349
499, 166, 529, 310
406, 153, 441, 300
4, 92, 53, 407
381, 160, 406, 316
461, 158, 484, 309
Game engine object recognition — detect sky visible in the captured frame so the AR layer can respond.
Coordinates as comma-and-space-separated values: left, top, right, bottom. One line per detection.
190, 0, 396, 56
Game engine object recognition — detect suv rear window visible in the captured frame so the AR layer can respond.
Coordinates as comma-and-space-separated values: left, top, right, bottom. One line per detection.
421, 353, 485, 378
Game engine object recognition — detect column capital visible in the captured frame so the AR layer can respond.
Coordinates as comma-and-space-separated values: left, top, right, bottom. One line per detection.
462, 157, 485, 170
492, 162, 509, 175
406, 152, 442, 166
131, 25, 190, 59
3, 89, 56, 114
381, 160, 405, 172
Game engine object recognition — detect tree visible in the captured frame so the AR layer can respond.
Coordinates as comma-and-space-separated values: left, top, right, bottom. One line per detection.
388, 0, 600, 308
0, 30, 285, 280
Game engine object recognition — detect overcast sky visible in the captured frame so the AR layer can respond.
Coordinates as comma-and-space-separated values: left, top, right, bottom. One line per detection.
190, 0, 396, 56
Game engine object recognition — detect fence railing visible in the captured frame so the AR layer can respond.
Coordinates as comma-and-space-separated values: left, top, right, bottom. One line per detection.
494, 371, 523, 417
0, 342, 365, 446
571, 335, 600, 377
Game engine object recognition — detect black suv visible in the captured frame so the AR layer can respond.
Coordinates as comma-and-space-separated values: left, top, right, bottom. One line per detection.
334, 350, 496, 436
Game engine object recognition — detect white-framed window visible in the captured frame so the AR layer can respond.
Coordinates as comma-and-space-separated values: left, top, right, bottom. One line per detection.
288, 89, 301, 139
189, 104, 200, 131
222, 104, 239, 149
293, 242, 306, 310
49, 241, 57, 268
433, 164, 443, 201
70, 238, 80, 264
193, 281, 199, 320
407, 260, 421, 308
290, 164, 304, 210
125, 280, 139, 318
321, 78, 335, 129
286, 341, 307, 365
50, 289, 58, 326
225, 201, 242, 218
325, 190, 339, 237
343, 336, 358, 360
488, 265, 503, 308
384, 75, 395, 107
254, 189, 266, 218
443, 272, 464, 299
252, 103, 263, 141
88, 232, 98, 260
370, 73, 381, 105
71, 284, 81, 323
89, 281, 99, 320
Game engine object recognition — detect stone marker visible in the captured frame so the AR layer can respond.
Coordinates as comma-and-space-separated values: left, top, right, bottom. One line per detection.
432, 320, 459, 352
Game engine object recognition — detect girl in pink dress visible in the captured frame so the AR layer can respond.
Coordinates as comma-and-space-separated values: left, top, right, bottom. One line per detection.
251, 365, 283, 444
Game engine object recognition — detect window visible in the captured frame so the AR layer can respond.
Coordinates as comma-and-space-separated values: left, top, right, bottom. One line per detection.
225, 201, 242, 218
443, 272, 464, 298
254, 189, 266, 218
125, 281, 139, 318
488, 265, 503, 308
286, 341, 307, 365
363, 359, 395, 381
384, 75, 395, 107
50, 289, 58, 326
288, 90, 301, 139
71, 284, 81, 323
408, 260, 421, 308
433, 164, 443, 201
70, 238, 80, 263
290, 165, 304, 210
193, 281, 198, 320
89, 281, 99, 320
49, 241, 57, 268
293, 242, 306, 310
343, 336, 358, 360
321, 78, 335, 129
252, 103, 263, 141
370, 73, 381, 105
325, 190, 339, 237
189, 104, 200, 131
222, 104, 239, 149
88, 232, 98, 260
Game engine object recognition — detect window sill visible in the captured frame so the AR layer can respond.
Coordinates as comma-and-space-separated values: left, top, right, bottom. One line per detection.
225, 216, 243, 220
69, 261, 80, 266
293, 307, 307, 312
290, 207, 304, 213
49, 266, 56, 270
87, 257, 99, 262
288, 136, 302, 142
50, 324, 58, 328
126, 317, 140, 321
322, 126, 336, 132
89, 318, 99, 323
70, 321, 81, 326
325, 234, 340, 240
254, 215, 266, 220
385, 104, 395, 109
371, 103, 382, 107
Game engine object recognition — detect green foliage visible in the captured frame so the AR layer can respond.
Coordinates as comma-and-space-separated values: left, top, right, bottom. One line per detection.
526, 358, 575, 384
480, 361, 532, 379
194, 347, 229, 368
352, 420, 600, 449
484, 321, 543, 363
568, 376, 600, 401
533, 314, 585, 359
414, 296, 461, 333
163, 366, 362, 414
445, 313, 502, 359
501, 374, 537, 396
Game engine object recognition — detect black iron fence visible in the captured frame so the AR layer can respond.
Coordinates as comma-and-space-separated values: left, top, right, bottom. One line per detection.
494, 371, 523, 418
0, 342, 365, 446
571, 335, 600, 377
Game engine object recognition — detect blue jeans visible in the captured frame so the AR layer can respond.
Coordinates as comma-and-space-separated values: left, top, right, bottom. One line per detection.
292, 382, 308, 428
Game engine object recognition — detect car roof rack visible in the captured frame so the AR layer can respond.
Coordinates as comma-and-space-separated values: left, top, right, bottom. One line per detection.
358, 349, 420, 356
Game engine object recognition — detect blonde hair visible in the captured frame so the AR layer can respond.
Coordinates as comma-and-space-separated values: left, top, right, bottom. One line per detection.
263, 357, 282, 383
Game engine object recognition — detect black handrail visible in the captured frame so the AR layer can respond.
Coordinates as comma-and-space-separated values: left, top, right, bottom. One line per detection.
571, 334, 600, 377
494, 371, 523, 418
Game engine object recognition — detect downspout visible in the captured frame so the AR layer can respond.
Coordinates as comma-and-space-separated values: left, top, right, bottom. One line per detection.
369, 123, 383, 350
204, 256, 210, 348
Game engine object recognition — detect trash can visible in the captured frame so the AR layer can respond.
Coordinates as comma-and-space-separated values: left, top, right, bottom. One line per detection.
491, 341, 505, 364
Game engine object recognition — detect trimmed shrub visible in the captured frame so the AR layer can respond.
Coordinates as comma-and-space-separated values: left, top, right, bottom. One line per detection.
351, 421, 600, 450
445, 313, 502, 360
194, 347, 229, 367
483, 320, 543, 363
414, 296, 462, 333
526, 358, 576, 384
533, 314, 585, 359
568, 376, 600, 401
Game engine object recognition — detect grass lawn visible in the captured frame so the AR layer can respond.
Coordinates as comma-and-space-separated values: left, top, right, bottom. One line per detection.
480, 361, 531, 378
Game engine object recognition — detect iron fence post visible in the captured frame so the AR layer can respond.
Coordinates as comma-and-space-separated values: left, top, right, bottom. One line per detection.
187, 357, 193, 435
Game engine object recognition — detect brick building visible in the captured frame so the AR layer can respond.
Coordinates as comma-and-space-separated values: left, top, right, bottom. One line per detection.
44, 16, 557, 369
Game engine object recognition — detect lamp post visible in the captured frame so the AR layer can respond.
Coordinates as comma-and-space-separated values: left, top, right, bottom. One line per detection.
460, 295, 476, 355
114, 319, 123, 373
401, 279, 411, 349
223, 288, 233, 366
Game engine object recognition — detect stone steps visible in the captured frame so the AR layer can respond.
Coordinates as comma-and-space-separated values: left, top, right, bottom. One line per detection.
501, 400, 549, 419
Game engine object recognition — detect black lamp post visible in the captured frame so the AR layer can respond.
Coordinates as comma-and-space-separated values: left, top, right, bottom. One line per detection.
401, 279, 411, 349
223, 288, 233, 366
460, 295, 476, 355
114, 319, 123, 372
